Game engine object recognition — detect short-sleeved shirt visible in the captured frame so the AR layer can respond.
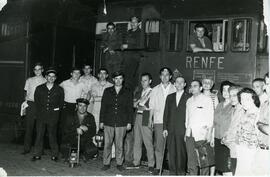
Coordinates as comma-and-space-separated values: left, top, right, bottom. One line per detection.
258, 100, 269, 146
214, 102, 233, 139
60, 79, 86, 103
189, 35, 213, 50
90, 81, 113, 116
79, 75, 98, 93
24, 76, 47, 101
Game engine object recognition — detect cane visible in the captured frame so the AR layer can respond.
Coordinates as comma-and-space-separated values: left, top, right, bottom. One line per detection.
77, 134, 80, 165
159, 136, 167, 176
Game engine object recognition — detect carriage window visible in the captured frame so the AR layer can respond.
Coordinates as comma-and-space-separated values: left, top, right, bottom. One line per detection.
187, 20, 228, 53
145, 20, 160, 50
257, 20, 268, 53
232, 19, 251, 52
168, 21, 183, 51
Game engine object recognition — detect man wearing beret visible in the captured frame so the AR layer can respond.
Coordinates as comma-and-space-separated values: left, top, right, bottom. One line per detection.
31, 68, 64, 162
100, 71, 133, 171
61, 98, 97, 161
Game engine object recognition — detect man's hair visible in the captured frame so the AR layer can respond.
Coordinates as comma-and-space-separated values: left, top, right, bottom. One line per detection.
191, 79, 202, 87
106, 22, 116, 29
252, 78, 264, 84
82, 63, 92, 68
112, 71, 125, 78
175, 75, 186, 83
33, 62, 43, 69
141, 72, 152, 80
159, 67, 172, 76
98, 67, 109, 75
220, 81, 234, 94
237, 87, 260, 108
228, 85, 242, 93
130, 16, 140, 22
71, 67, 81, 73
194, 23, 206, 30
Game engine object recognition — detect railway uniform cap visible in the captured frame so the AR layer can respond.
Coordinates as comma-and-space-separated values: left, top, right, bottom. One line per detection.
45, 67, 57, 75
76, 98, 89, 105
112, 71, 125, 78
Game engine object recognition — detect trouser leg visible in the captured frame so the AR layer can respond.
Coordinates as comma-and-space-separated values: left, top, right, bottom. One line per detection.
33, 121, 46, 156
186, 136, 199, 175
168, 134, 177, 175
24, 102, 36, 151
103, 126, 115, 165
175, 133, 187, 175
47, 123, 59, 157
154, 124, 165, 170
133, 114, 143, 166
124, 128, 134, 163
142, 125, 155, 167
115, 126, 127, 165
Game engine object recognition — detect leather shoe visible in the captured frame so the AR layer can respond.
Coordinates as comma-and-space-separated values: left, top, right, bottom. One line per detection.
51, 156, 58, 162
31, 156, 41, 161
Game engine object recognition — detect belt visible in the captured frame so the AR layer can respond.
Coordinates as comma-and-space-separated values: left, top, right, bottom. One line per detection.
137, 112, 143, 115
259, 144, 269, 150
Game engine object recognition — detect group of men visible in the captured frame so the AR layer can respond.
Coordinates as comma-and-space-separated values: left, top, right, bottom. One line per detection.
20, 16, 269, 176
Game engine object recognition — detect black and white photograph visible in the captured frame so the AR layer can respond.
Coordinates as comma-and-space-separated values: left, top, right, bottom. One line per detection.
0, 0, 269, 176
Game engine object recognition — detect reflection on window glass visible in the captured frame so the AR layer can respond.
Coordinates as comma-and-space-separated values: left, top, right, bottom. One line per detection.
144, 20, 160, 49
188, 20, 227, 53
257, 20, 268, 53
232, 19, 251, 51
168, 21, 183, 51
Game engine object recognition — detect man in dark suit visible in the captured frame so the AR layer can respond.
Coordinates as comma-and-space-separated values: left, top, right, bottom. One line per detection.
163, 76, 189, 175
31, 68, 64, 162
99, 71, 133, 172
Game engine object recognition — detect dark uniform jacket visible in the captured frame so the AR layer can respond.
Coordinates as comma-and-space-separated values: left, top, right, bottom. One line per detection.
63, 112, 96, 144
100, 86, 133, 127
163, 92, 190, 135
34, 83, 64, 125
126, 28, 143, 49
101, 31, 122, 51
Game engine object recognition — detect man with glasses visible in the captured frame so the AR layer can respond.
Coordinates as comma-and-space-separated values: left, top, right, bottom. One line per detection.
31, 68, 64, 162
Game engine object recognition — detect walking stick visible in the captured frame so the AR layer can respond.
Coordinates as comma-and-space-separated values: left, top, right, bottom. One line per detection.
77, 134, 80, 165
159, 136, 167, 176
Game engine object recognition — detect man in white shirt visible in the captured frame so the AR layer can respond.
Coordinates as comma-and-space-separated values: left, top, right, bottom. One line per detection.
149, 67, 176, 175
59, 67, 88, 145
90, 68, 113, 132
185, 80, 214, 175
79, 64, 98, 112
252, 78, 268, 104
22, 62, 46, 154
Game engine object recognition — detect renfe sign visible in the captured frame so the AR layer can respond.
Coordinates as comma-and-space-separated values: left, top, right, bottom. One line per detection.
186, 56, 225, 69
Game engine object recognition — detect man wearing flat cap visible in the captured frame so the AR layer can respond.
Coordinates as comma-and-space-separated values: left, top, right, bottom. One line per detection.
32, 68, 64, 162
61, 98, 97, 161
100, 71, 133, 171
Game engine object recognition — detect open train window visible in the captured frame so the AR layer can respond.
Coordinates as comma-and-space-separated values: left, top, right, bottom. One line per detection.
231, 19, 251, 52
187, 20, 228, 53
168, 21, 183, 51
144, 20, 160, 50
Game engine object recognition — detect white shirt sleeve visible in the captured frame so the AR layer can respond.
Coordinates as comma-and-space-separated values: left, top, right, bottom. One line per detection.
24, 78, 29, 91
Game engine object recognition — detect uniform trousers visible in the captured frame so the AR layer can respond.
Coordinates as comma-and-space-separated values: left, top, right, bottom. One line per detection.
133, 114, 155, 167
103, 125, 126, 166
33, 120, 59, 157
24, 101, 36, 152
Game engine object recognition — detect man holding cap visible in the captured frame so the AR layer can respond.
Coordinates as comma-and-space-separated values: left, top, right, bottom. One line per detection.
61, 98, 97, 161
31, 68, 64, 162
100, 71, 133, 171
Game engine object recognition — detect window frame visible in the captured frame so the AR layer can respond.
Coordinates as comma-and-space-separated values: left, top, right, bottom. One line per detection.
230, 18, 252, 53
167, 20, 184, 52
186, 19, 228, 53
143, 18, 161, 51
